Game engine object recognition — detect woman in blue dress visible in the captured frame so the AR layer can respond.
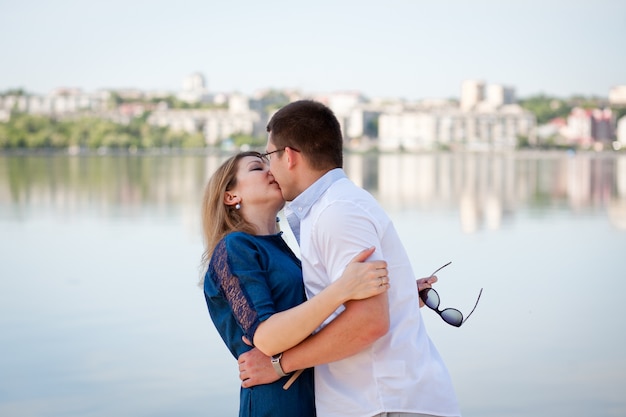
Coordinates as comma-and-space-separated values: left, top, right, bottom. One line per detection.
200, 151, 389, 417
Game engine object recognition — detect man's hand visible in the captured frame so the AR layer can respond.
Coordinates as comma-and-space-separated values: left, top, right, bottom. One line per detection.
238, 346, 279, 388
416, 275, 438, 308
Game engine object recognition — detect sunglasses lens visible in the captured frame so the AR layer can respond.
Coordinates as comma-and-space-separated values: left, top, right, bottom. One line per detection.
440, 308, 463, 327
419, 288, 440, 310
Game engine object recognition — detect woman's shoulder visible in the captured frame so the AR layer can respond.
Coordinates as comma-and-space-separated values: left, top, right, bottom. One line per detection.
223, 231, 282, 245
214, 231, 284, 262
221, 230, 283, 251
223, 230, 253, 242
208, 232, 256, 273
216, 231, 256, 252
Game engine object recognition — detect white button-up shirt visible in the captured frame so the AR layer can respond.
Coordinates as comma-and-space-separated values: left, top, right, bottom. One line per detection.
285, 168, 461, 417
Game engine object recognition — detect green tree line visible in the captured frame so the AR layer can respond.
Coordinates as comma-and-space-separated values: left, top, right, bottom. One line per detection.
518, 94, 625, 125
2, 93, 624, 150
0, 112, 206, 150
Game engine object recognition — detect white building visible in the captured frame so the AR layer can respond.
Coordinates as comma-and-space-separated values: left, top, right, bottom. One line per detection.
609, 85, 626, 105
460, 80, 485, 112
378, 104, 535, 151
461, 79, 517, 112
322, 92, 365, 143
378, 111, 436, 151
228, 93, 250, 114
0, 89, 110, 116
562, 107, 614, 147
616, 115, 626, 148
147, 94, 260, 145
344, 106, 380, 141
564, 108, 593, 146
177, 72, 210, 104
486, 84, 516, 108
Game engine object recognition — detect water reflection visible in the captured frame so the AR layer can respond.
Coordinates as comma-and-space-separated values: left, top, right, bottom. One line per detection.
2, 152, 625, 232
345, 152, 626, 233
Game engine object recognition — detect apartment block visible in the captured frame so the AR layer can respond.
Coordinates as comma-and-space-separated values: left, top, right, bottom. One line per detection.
147, 108, 259, 145
609, 85, 626, 105
378, 104, 535, 151
486, 84, 516, 108
617, 116, 626, 147
0, 89, 110, 116
563, 107, 614, 147
460, 80, 485, 111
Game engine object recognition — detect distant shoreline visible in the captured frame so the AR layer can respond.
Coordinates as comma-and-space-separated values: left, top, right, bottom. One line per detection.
1, 147, 620, 158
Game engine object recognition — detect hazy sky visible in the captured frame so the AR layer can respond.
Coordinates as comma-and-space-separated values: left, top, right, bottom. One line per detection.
1, 0, 625, 100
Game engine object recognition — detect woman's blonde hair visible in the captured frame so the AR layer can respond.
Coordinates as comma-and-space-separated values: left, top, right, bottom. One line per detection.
200, 151, 262, 273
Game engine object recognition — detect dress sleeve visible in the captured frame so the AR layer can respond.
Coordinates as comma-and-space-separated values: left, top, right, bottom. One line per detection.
208, 235, 275, 342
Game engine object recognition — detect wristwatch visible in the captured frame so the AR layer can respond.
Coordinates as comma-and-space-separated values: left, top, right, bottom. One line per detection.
271, 352, 290, 377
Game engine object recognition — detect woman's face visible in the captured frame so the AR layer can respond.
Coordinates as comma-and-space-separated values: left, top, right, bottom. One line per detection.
229, 155, 285, 212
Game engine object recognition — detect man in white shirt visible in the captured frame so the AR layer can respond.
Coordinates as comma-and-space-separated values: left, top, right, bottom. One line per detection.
238, 100, 461, 417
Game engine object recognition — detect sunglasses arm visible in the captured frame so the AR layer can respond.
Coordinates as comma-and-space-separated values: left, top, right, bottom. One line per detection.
461, 288, 483, 325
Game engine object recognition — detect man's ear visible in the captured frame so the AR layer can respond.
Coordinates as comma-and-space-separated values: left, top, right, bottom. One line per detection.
285, 147, 299, 170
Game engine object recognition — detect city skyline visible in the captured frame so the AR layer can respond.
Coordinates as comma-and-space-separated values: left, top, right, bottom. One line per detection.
1, 1, 625, 100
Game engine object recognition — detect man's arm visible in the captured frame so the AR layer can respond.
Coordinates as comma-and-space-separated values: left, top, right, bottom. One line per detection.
239, 294, 388, 387
282, 291, 389, 371
302, 274, 440, 360
239, 272, 440, 387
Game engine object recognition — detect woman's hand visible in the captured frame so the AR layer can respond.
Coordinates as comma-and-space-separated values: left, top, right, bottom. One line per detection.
336, 247, 389, 302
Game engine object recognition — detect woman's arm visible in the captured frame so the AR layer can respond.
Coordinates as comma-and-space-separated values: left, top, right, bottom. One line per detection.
252, 246, 388, 356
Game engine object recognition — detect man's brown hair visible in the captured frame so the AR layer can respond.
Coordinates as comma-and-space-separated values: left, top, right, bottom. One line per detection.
266, 100, 343, 170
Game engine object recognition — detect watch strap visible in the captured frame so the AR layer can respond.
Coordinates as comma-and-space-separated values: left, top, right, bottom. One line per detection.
271, 352, 289, 377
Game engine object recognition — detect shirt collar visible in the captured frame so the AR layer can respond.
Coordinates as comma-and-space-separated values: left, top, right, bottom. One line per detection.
285, 168, 346, 221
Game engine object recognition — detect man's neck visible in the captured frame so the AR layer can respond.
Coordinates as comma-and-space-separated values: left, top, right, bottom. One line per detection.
294, 167, 336, 197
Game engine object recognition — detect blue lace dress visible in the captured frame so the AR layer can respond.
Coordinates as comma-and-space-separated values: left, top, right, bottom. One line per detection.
203, 231, 316, 417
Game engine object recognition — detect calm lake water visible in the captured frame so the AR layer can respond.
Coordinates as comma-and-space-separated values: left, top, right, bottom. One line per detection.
1, 151, 625, 417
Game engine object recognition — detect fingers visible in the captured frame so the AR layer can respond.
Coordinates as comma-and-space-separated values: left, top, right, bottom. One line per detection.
376, 275, 391, 292
350, 246, 376, 263
238, 357, 252, 384
349, 247, 389, 275
417, 275, 438, 285
416, 275, 438, 293
239, 367, 253, 385
238, 357, 247, 382
240, 370, 252, 386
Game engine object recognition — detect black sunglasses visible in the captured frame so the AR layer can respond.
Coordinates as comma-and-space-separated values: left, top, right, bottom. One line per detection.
419, 262, 482, 327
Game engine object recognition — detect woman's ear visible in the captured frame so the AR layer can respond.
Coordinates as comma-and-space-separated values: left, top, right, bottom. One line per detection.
223, 191, 239, 207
